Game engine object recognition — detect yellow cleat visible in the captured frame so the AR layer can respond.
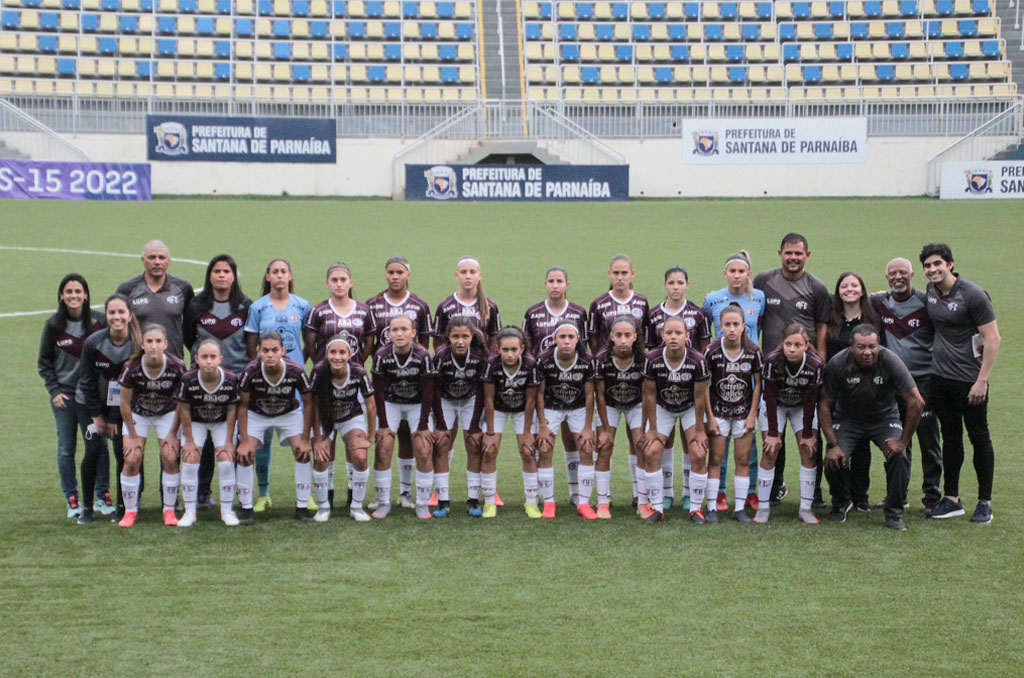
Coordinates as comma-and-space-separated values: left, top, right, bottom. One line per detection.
253, 495, 272, 513
524, 503, 542, 519
482, 502, 497, 518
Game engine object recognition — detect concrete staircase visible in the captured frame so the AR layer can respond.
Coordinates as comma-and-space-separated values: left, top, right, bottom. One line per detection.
478, 0, 523, 100
0, 139, 26, 159
995, 0, 1024, 91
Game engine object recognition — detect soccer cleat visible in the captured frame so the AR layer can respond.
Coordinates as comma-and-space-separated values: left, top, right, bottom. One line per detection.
118, 510, 137, 527
798, 509, 820, 525
314, 508, 331, 523
350, 506, 371, 522
524, 503, 542, 519
177, 511, 197, 527
196, 492, 212, 510
493, 491, 504, 507
663, 495, 674, 510
746, 492, 759, 511
221, 510, 240, 527
308, 496, 318, 511
236, 507, 255, 525
96, 491, 116, 516
681, 496, 690, 511
541, 501, 556, 519
67, 495, 82, 519
828, 501, 853, 523
970, 501, 993, 524
253, 495, 272, 513
643, 510, 665, 523
427, 490, 438, 507
689, 510, 707, 524
397, 492, 415, 509
753, 507, 771, 524
467, 499, 483, 517
812, 489, 828, 510
371, 503, 392, 520
716, 491, 728, 512
596, 504, 612, 519
577, 503, 598, 520
415, 505, 433, 520
705, 510, 720, 524
77, 508, 95, 525
294, 506, 315, 523
885, 515, 907, 531
163, 509, 179, 526
733, 510, 754, 524
481, 502, 497, 518
769, 482, 788, 507
855, 499, 871, 512
637, 503, 655, 520
929, 497, 965, 519
366, 498, 381, 511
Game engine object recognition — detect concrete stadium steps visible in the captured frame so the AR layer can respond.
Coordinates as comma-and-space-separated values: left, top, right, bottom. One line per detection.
995, 0, 1024, 91
479, 0, 523, 98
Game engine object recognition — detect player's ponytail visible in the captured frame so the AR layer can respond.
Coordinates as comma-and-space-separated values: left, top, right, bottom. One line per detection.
326, 262, 355, 300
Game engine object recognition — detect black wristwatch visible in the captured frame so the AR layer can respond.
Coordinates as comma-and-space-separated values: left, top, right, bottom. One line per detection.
826, 441, 840, 450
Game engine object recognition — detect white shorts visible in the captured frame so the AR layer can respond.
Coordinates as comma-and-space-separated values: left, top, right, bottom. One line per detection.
492, 410, 535, 436
333, 414, 368, 439
182, 421, 229, 447
124, 410, 176, 440
714, 417, 748, 439
759, 401, 817, 435
601, 404, 643, 432
655, 405, 697, 438
246, 409, 306, 444
544, 407, 587, 435
384, 401, 432, 432
440, 396, 476, 431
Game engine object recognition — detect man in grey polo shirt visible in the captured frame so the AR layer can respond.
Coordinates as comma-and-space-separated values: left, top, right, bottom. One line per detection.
116, 240, 195, 359
920, 243, 1001, 524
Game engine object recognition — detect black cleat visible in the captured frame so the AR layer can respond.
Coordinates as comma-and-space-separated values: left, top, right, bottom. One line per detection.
812, 489, 827, 510
77, 508, 95, 525
294, 506, 315, 523
689, 510, 707, 524
828, 501, 854, 523
328, 489, 335, 510
885, 515, 907, 531
855, 499, 872, 512
705, 510, 720, 524
769, 483, 788, 507
643, 510, 665, 523
237, 507, 255, 525
733, 510, 754, 524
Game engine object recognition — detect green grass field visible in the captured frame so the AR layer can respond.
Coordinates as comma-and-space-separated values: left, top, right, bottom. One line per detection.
2, 198, 1022, 677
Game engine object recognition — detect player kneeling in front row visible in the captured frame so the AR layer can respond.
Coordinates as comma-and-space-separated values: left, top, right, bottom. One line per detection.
310, 336, 376, 522
118, 324, 187, 527
236, 331, 316, 524
819, 325, 924, 531
175, 339, 240, 526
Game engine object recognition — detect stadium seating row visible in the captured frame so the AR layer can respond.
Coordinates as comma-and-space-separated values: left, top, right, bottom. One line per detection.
526, 82, 1015, 100
0, 0, 473, 19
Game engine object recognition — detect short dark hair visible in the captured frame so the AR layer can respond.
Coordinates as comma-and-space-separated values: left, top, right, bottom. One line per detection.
851, 323, 880, 341
780, 233, 808, 250
919, 242, 953, 265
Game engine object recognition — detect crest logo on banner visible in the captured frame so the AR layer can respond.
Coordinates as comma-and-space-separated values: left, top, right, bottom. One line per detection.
691, 131, 719, 156
964, 169, 993, 195
424, 166, 458, 200
153, 122, 188, 156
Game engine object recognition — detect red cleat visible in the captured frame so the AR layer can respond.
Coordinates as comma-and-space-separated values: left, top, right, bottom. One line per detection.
637, 503, 655, 520
577, 503, 598, 520
163, 509, 179, 526
118, 511, 137, 527
541, 501, 556, 519
596, 504, 612, 519
493, 491, 504, 507
746, 492, 759, 510
716, 491, 728, 512
427, 490, 438, 507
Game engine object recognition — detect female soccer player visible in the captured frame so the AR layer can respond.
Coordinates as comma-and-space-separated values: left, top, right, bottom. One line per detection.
588, 254, 650, 354
118, 324, 187, 527
371, 314, 435, 520
536, 322, 597, 519
434, 256, 502, 351
236, 331, 315, 524
640, 315, 710, 524
432, 317, 488, 518
76, 293, 141, 524
244, 258, 311, 513
310, 336, 376, 522
593, 316, 647, 518
704, 304, 763, 524
482, 327, 539, 517
38, 273, 110, 518
365, 256, 432, 509
758, 323, 823, 525
174, 339, 240, 527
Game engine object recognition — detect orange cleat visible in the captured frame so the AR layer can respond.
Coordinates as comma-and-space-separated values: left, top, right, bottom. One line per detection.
596, 504, 612, 519
746, 493, 759, 511
716, 491, 729, 512
637, 503, 655, 520
163, 509, 179, 526
541, 501, 556, 519
577, 503, 598, 520
118, 511, 137, 527
493, 491, 504, 507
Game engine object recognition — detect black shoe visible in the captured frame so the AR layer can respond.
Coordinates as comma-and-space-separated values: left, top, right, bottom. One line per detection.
197, 492, 211, 510
811, 489, 827, 510
643, 510, 665, 524
855, 499, 872, 512
922, 496, 941, 517
77, 508, 95, 525
111, 507, 125, 524
346, 488, 353, 508
237, 507, 255, 525
733, 510, 754, 524
294, 506, 315, 523
929, 497, 965, 519
689, 510, 706, 524
828, 501, 853, 523
631, 497, 638, 509
885, 515, 907, 531
769, 483, 788, 507
705, 510, 720, 524
970, 500, 993, 524
328, 489, 335, 510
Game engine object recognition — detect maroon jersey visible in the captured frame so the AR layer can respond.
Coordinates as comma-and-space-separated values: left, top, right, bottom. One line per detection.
119, 353, 187, 417
647, 301, 713, 350
642, 347, 709, 413
371, 343, 433, 405
239, 357, 311, 418
311, 361, 373, 430
588, 291, 650, 350
433, 344, 487, 401
174, 367, 240, 424
365, 292, 433, 350
484, 353, 539, 413
761, 348, 823, 436
593, 347, 644, 410
521, 300, 589, 356
433, 294, 501, 341
304, 299, 376, 364
537, 349, 594, 411
704, 339, 763, 419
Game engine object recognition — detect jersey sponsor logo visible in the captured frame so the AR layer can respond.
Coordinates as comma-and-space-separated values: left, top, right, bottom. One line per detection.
56, 338, 75, 347
739, 362, 752, 372
716, 374, 746, 403
200, 317, 218, 325
167, 295, 180, 305
947, 302, 958, 312
766, 297, 781, 305
846, 377, 861, 384
873, 375, 885, 385
132, 297, 150, 305
606, 382, 640, 404
549, 382, 581, 405
795, 300, 808, 311
659, 386, 685, 406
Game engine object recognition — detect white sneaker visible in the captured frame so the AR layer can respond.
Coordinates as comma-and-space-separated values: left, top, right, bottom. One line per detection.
177, 511, 197, 527
397, 492, 415, 509
350, 506, 371, 522
371, 503, 392, 520
314, 508, 331, 523
221, 510, 240, 526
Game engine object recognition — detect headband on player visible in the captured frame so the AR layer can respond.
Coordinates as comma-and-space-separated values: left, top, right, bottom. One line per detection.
553, 320, 580, 336
457, 257, 481, 269
725, 257, 750, 269
326, 335, 352, 350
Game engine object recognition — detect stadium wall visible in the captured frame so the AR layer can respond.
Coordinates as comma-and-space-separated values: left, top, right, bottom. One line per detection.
4, 132, 955, 197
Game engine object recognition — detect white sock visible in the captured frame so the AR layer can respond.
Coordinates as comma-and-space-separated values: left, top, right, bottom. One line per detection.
180, 462, 199, 513
374, 468, 392, 506
352, 468, 369, 506
313, 469, 330, 506
217, 461, 235, 512
346, 461, 354, 490
628, 453, 638, 498
564, 450, 580, 500
162, 472, 180, 511
294, 462, 312, 508
636, 465, 648, 504
327, 460, 336, 491
235, 464, 254, 509
689, 471, 708, 512
538, 467, 555, 502
435, 472, 450, 502
523, 472, 539, 504
596, 470, 611, 506
467, 471, 481, 500
399, 458, 414, 495
661, 447, 675, 496
577, 464, 595, 505
799, 465, 816, 511
681, 450, 691, 495
757, 467, 775, 506
646, 471, 663, 513
481, 472, 497, 504
416, 470, 434, 507
707, 477, 720, 511
121, 473, 140, 512
734, 475, 750, 511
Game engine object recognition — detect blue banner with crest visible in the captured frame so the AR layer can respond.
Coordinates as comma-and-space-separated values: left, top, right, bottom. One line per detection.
405, 164, 629, 201
146, 115, 336, 164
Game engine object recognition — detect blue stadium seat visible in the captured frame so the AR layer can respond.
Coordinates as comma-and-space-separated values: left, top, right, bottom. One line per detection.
23, 0, 40, 6
293, 64, 311, 81
384, 21, 400, 37
402, 1, 418, 17
783, 44, 799, 61
794, 2, 810, 18
158, 16, 176, 33
538, 2, 551, 18
1, 11, 18, 28
348, 20, 366, 37
655, 66, 672, 82
613, 3, 628, 19
82, 13, 100, 31
437, 1, 454, 17
945, 41, 964, 57
420, 21, 437, 38
851, 22, 868, 38
926, 20, 940, 37
804, 65, 822, 81
215, 40, 230, 57
616, 44, 632, 60
333, 43, 347, 59
900, 0, 916, 14
120, 15, 138, 32
959, 19, 977, 36
705, 24, 723, 39
633, 24, 651, 40
439, 43, 457, 60
98, 37, 116, 54
648, 2, 665, 18
58, 58, 76, 75
780, 24, 796, 40
829, 1, 844, 17
877, 64, 894, 80
815, 23, 833, 38
137, 61, 151, 77
440, 65, 458, 82
273, 20, 289, 36
157, 39, 176, 55
560, 23, 577, 40
864, 0, 881, 16
62, 0, 80, 8
670, 44, 689, 59
721, 2, 737, 18
39, 34, 57, 51
742, 24, 759, 39
180, 0, 196, 11
684, 2, 699, 18
334, 0, 346, 15
891, 42, 909, 58
668, 24, 686, 39
365, 0, 383, 16
727, 44, 743, 60
455, 22, 473, 38
217, 0, 230, 13
981, 40, 999, 57
729, 66, 746, 82
368, 65, 386, 81
949, 63, 968, 79
197, 17, 214, 34
886, 21, 904, 37
836, 43, 853, 59
273, 41, 290, 58
581, 66, 598, 83
101, 0, 118, 10
525, 23, 541, 40
385, 43, 400, 59
235, 18, 253, 35
755, 1, 771, 17
577, 2, 594, 18
935, 0, 953, 14
294, 0, 310, 15
258, 0, 271, 12
311, 20, 328, 36
561, 44, 579, 61
140, 0, 153, 9
215, 62, 230, 79
971, 0, 988, 11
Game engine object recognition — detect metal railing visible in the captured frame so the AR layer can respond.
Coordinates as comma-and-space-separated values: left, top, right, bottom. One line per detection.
391, 103, 484, 196
925, 97, 1024, 194
0, 98, 89, 161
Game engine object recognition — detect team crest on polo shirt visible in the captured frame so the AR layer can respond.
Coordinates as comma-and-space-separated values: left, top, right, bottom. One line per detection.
424, 166, 458, 200
964, 169, 993, 195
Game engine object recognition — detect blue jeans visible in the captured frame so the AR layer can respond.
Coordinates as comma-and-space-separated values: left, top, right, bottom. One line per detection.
51, 398, 109, 500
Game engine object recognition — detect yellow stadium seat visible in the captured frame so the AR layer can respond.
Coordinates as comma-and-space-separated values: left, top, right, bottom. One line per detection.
988, 61, 1007, 78
331, 64, 346, 80
822, 64, 839, 81
872, 42, 889, 58
292, 42, 309, 59
600, 88, 618, 102
438, 21, 455, 38
58, 35, 76, 52
177, 61, 196, 78
707, 44, 725, 61
293, 20, 309, 37
420, 43, 437, 59
909, 41, 927, 58
272, 63, 289, 80
651, 44, 668, 60
912, 63, 931, 79
637, 66, 653, 82
703, 2, 719, 18
847, 1, 864, 16
523, 1, 539, 18
786, 64, 803, 82
692, 65, 708, 81
762, 44, 779, 60
760, 23, 776, 39
812, 1, 828, 16
255, 18, 272, 35
158, 0, 174, 9
595, 2, 611, 18
882, 0, 899, 15
666, 1, 683, 17
690, 44, 706, 59
311, 0, 328, 14
723, 24, 740, 40
651, 23, 667, 40
940, 20, 957, 35
454, 1, 470, 17
383, 0, 400, 16
558, 1, 573, 18
366, 21, 383, 37
349, 64, 367, 80
139, 15, 154, 32
905, 20, 922, 37
840, 64, 857, 80
895, 64, 913, 79
855, 42, 872, 58
833, 22, 850, 38
739, 1, 756, 18
687, 23, 701, 39
977, 18, 997, 35
79, 36, 97, 53
349, 0, 365, 15
404, 64, 420, 80
800, 43, 817, 60
119, 37, 136, 54
859, 63, 876, 79
797, 23, 813, 39
236, 40, 253, 57
776, 1, 792, 18
311, 64, 329, 81
178, 39, 195, 56
745, 44, 762, 60
598, 43, 615, 60
920, 0, 935, 14
366, 43, 383, 59
198, 0, 215, 11
16, 33, 36, 50
953, 0, 970, 13
631, 1, 647, 19
819, 43, 836, 59
385, 64, 401, 81
403, 21, 418, 37
197, 39, 214, 57
156, 61, 175, 78
714, 88, 732, 102
98, 13, 116, 32
527, 65, 544, 82
60, 13, 78, 30
917, 85, 935, 97
331, 19, 345, 36
710, 66, 728, 82
868, 21, 886, 37
636, 44, 653, 60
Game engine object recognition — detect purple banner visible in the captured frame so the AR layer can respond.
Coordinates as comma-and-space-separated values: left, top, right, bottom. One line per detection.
0, 160, 151, 201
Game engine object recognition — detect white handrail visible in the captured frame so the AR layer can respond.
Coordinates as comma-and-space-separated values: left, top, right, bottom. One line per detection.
0, 98, 89, 161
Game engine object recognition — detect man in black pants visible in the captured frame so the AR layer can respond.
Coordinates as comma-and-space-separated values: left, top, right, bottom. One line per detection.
920, 243, 1000, 524
820, 324, 924, 530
